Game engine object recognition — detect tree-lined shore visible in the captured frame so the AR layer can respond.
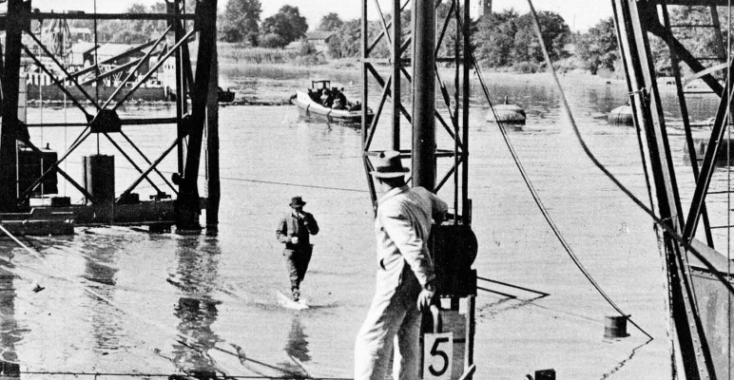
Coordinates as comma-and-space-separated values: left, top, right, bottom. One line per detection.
85, 1, 727, 79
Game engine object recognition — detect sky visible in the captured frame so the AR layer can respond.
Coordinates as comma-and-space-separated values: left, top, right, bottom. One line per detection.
23, 0, 613, 32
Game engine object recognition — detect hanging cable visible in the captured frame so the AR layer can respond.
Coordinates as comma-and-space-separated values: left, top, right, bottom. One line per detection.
726, 0, 732, 376
512, 0, 734, 299
93, 0, 100, 155
455, 7, 653, 339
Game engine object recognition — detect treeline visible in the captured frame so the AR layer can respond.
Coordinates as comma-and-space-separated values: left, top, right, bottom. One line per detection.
76, 0, 727, 77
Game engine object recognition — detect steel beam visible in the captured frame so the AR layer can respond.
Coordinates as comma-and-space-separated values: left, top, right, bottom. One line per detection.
659, 2, 714, 247
412, 0, 436, 190
25, 12, 196, 21
613, 1, 717, 379
682, 67, 734, 243
391, 0, 401, 151
462, 0, 471, 224
176, 0, 217, 230
206, 35, 220, 231
0, 0, 25, 212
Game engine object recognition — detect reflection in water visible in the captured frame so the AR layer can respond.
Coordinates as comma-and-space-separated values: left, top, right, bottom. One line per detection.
0, 251, 21, 378
276, 316, 310, 378
82, 240, 122, 352
170, 238, 222, 376
284, 317, 310, 363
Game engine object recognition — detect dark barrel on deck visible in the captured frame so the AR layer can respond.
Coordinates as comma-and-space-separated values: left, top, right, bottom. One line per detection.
83, 155, 115, 205
604, 315, 628, 339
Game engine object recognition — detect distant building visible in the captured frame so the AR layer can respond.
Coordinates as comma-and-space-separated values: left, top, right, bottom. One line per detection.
305, 31, 334, 53
478, 0, 491, 18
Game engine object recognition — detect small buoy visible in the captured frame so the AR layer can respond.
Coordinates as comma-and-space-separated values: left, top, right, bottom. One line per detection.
604, 315, 629, 339
608, 105, 634, 126
487, 96, 526, 124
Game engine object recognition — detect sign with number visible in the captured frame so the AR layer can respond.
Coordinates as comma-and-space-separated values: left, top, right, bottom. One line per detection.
423, 332, 453, 380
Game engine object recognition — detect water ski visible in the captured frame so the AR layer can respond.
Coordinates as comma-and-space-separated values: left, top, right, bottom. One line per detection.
277, 291, 308, 310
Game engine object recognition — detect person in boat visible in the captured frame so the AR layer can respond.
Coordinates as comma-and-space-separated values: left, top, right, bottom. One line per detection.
321, 89, 333, 107
348, 101, 362, 112
354, 151, 447, 380
333, 87, 348, 108
275, 196, 320, 302
332, 97, 345, 110
307, 88, 320, 102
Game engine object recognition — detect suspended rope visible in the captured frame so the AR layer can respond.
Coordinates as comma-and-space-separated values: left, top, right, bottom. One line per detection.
727, 0, 732, 376
93, 0, 100, 155
514, 0, 734, 300
454, 6, 653, 339
12, 372, 353, 380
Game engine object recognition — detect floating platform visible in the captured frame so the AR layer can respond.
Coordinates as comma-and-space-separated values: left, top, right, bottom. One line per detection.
0, 207, 74, 236
0, 197, 209, 236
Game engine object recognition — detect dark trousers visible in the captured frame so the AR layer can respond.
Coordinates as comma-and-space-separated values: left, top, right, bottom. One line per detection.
283, 245, 313, 290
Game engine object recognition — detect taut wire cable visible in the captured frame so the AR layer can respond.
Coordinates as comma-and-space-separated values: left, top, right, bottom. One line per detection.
456, 5, 653, 339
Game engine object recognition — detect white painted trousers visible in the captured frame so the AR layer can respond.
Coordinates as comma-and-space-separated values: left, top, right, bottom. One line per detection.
354, 261, 422, 380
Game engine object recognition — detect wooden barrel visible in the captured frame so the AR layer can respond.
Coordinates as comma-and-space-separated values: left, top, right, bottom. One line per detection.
604, 315, 628, 339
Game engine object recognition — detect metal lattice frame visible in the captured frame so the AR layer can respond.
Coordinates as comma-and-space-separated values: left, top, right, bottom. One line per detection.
0, 0, 219, 230
612, 0, 734, 378
361, 0, 471, 226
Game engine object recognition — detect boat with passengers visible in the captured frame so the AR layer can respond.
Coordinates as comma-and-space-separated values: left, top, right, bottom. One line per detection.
290, 80, 374, 125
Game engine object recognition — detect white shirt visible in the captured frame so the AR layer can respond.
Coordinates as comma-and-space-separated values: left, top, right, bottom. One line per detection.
374, 186, 448, 286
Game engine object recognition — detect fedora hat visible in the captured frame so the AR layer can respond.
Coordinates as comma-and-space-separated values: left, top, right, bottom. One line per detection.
290, 196, 307, 207
371, 150, 409, 178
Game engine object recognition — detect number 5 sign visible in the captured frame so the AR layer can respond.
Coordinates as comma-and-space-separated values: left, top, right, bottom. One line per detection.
423, 332, 453, 380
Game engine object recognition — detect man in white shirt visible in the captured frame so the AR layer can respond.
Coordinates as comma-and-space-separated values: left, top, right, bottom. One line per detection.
354, 150, 448, 380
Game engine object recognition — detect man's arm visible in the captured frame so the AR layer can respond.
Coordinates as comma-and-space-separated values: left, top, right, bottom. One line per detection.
379, 209, 435, 286
275, 217, 290, 244
431, 193, 449, 223
304, 213, 319, 235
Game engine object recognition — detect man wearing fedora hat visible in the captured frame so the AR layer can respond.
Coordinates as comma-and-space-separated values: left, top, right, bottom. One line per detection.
276, 196, 320, 302
354, 150, 447, 380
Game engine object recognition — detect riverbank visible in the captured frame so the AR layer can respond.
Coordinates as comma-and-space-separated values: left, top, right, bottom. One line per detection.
219, 60, 627, 107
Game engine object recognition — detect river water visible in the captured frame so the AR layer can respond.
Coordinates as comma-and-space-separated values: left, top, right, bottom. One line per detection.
0, 69, 729, 379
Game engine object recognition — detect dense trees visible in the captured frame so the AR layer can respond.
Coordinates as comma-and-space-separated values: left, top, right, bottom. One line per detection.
576, 17, 618, 75
473, 10, 570, 68
260, 5, 308, 48
318, 13, 344, 32
219, 0, 262, 44
69, 1, 730, 77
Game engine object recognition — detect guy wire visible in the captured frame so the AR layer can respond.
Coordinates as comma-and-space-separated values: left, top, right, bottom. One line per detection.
455, 4, 653, 339
519, 0, 734, 299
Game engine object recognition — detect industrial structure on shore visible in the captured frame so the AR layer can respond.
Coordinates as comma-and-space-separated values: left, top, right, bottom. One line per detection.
0, 0, 221, 235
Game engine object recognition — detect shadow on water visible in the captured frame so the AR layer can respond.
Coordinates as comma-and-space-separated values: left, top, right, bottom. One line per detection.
170, 237, 223, 377
0, 250, 21, 378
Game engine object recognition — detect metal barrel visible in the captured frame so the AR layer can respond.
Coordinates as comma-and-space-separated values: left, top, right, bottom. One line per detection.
604, 315, 628, 339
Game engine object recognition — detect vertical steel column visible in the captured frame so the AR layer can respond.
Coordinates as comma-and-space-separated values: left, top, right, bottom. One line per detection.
0, 0, 25, 212
613, 1, 715, 379
361, 0, 368, 145
173, 0, 186, 175
206, 31, 220, 232
462, 0, 470, 224
176, 0, 217, 230
392, 0, 401, 151
412, 0, 436, 190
